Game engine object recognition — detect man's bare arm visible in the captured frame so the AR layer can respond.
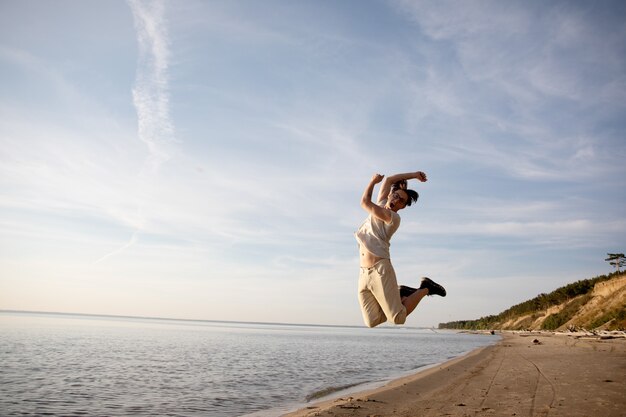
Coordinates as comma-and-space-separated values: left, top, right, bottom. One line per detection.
377, 171, 428, 204
361, 173, 392, 224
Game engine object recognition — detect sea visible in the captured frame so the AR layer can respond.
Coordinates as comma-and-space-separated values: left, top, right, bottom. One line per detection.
0, 311, 499, 417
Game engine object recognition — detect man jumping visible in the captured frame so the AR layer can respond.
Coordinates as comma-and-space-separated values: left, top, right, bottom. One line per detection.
355, 171, 446, 328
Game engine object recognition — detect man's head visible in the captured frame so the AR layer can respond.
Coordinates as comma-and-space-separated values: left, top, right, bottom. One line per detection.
387, 181, 419, 212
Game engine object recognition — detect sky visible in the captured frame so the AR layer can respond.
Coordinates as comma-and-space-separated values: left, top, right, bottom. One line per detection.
1, 0, 625, 327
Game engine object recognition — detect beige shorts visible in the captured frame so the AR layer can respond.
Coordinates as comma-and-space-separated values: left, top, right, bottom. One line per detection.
358, 259, 407, 327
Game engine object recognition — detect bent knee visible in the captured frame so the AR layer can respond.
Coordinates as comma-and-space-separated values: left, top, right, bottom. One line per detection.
364, 316, 386, 328
393, 311, 407, 325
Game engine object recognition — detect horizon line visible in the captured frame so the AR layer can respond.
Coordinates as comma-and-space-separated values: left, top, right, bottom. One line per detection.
0, 309, 436, 331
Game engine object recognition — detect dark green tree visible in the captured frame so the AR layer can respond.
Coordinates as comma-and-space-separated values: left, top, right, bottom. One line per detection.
605, 253, 625, 272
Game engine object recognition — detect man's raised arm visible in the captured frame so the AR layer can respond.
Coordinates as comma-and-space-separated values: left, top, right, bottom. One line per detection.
377, 171, 428, 204
361, 173, 392, 224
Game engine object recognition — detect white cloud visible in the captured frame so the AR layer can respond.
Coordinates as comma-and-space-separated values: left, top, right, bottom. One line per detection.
404, 217, 626, 248
392, 0, 626, 183
128, 0, 174, 174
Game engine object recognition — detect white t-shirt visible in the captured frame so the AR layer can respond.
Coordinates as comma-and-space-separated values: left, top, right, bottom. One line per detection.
355, 199, 401, 259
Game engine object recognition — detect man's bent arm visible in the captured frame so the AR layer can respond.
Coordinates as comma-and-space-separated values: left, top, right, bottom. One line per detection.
361, 174, 392, 224
377, 171, 428, 204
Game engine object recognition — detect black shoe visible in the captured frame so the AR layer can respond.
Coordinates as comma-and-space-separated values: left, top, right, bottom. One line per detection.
399, 285, 418, 298
419, 277, 446, 297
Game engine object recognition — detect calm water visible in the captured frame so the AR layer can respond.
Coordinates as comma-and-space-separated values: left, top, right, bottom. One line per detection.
0, 311, 498, 417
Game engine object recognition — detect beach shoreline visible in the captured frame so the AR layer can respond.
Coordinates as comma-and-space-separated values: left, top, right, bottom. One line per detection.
284, 331, 626, 417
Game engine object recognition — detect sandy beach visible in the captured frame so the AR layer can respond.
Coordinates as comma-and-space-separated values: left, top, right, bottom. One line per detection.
285, 332, 626, 417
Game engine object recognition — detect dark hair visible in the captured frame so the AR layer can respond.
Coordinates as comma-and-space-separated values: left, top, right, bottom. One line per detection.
392, 181, 419, 207
405, 189, 419, 206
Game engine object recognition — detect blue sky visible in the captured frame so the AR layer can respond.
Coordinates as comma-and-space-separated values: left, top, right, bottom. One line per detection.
1, 0, 625, 327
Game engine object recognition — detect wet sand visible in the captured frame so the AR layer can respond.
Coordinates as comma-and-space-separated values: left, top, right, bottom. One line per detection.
284, 332, 626, 417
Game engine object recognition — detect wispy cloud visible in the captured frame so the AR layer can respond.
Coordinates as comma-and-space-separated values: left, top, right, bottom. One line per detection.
128, 0, 174, 174
391, 0, 626, 180
94, 231, 139, 264
94, 0, 174, 263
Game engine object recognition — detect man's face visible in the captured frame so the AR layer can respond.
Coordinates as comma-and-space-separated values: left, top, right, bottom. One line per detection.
387, 189, 408, 211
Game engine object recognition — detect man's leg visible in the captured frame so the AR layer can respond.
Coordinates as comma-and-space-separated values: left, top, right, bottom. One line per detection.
401, 276, 446, 316
402, 288, 429, 316
371, 260, 407, 325
358, 289, 387, 328
358, 267, 387, 328
400, 278, 447, 298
